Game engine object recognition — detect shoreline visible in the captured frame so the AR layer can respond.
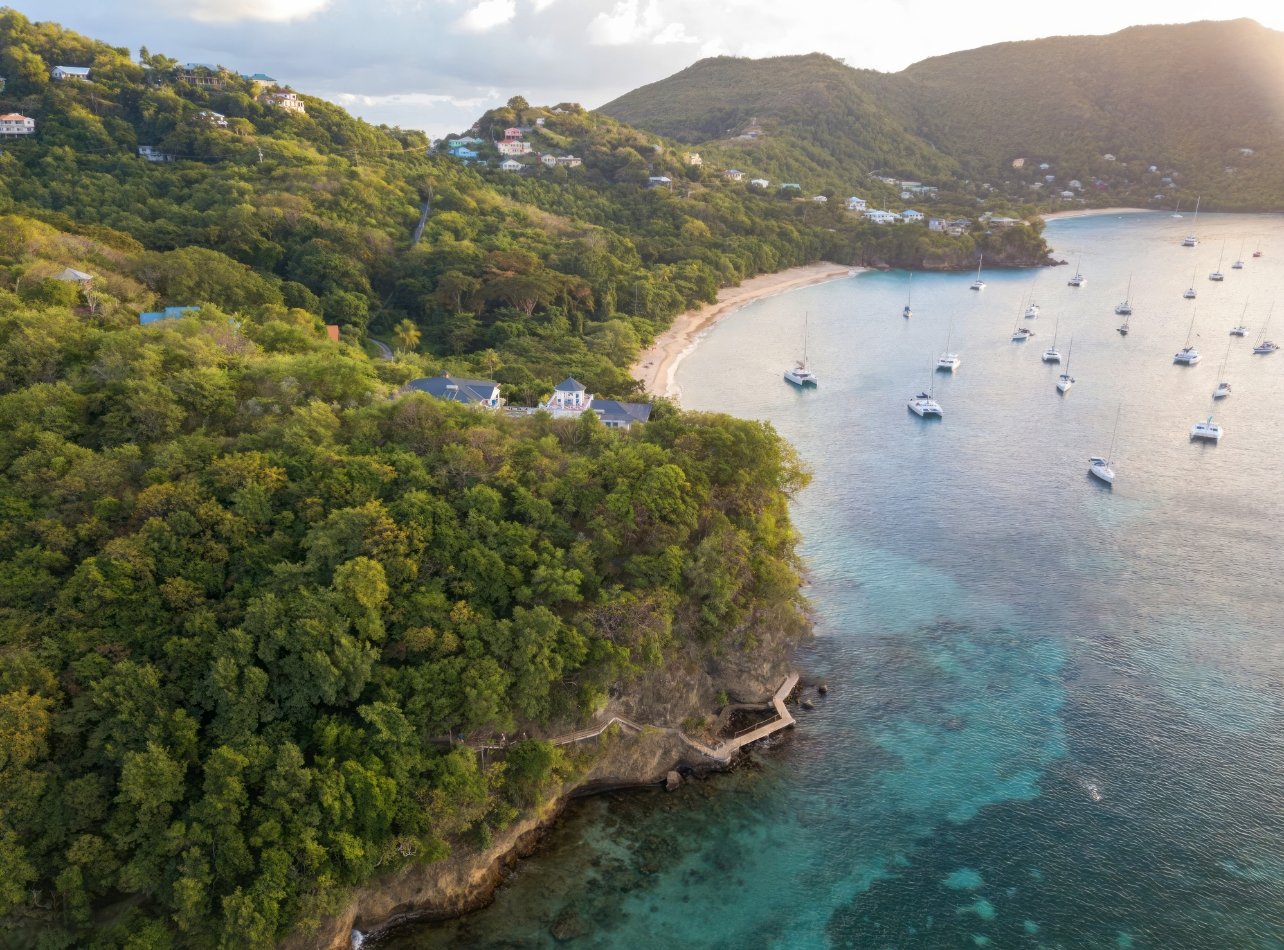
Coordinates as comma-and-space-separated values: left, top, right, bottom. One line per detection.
1041, 206, 1151, 222
630, 262, 858, 401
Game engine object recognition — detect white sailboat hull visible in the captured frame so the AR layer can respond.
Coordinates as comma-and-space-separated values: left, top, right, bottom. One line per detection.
1089, 458, 1115, 484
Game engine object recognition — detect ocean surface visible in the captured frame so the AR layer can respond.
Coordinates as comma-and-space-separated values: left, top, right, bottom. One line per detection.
381, 212, 1284, 949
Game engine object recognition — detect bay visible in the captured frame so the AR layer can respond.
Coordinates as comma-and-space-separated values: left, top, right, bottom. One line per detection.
382, 212, 1284, 949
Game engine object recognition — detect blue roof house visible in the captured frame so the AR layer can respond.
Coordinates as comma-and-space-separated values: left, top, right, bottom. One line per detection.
539, 377, 651, 430
405, 374, 502, 408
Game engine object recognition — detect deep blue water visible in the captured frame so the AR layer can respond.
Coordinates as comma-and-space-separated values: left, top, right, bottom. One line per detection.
382, 213, 1284, 949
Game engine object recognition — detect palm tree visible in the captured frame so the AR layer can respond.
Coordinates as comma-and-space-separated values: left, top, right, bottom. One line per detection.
392, 318, 421, 353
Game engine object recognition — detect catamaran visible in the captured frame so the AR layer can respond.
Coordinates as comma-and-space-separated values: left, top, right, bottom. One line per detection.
1067, 261, 1086, 287
1042, 317, 1062, 362
1232, 241, 1245, 269
936, 322, 960, 372
1183, 265, 1198, 300
1252, 305, 1277, 355
1230, 302, 1249, 337
784, 314, 818, 386
1174, 305, 1201, 365
1115, 275, 1133, 315
908, 373, 943, 418
969, 256, 985, 291
1182, 196, 1200, 246
1190, 416, 1223, 441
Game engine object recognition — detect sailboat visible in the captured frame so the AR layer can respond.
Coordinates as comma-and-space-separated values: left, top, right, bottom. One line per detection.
908, 371, 943, 418
1182, 196, 1200, 246
1213, 337, 1232, 399
1190, 416, 1223, 442
1253, 242, 1263, 258
1089, 406, 1120, 485
1230, 301, 1248, 337
936, 322, 960, 372
903, 273, 913, 319
784, 313, 818, 386
969, 256, 985, 291
1024, 275, 1040, 319
1115, 275, 1133, 315
1042, 318, 1062, 362
1174, 305, 1201, 364
1208, 242, 1226, 281
1252, 305, 1277, 354
1183, 265, 1198, 300
1056, 338, 1075, 393
1232, 242, 1245, 270
1067, 261, 1086, 287
1172, 199, 1183, 219
1011, 300, 1034, 341
1117, 310, 1131, 336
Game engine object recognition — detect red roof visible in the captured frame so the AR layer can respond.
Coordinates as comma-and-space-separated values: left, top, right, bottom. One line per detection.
1, 113, 31, 120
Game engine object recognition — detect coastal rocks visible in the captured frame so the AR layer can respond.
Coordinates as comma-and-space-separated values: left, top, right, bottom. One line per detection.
665, 770, 682, 791
550, 908, 590, 942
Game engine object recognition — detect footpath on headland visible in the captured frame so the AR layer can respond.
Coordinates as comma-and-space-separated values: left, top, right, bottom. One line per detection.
631, 263, 855, 401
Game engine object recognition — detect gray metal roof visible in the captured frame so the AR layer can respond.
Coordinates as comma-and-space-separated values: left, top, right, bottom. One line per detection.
554, 376, 585, 392
592, 399, 653, 425
406, 375, 499, 405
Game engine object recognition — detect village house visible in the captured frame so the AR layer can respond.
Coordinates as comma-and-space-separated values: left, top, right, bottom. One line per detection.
181, 63, 225, 88
262, 89, 306, 114
647, 176, 673, 188
685, 152, 703, 166
539, 377, 652, 430
540, 153, 558, 167
406, 374, 502, 409
497, 139, 533, 155
846, 196, 867, 211
1039, 163, 1051, 170
749, 178, 770, 189
52, 65, 91, 81
242, 73, 276, 91
780, 183, 802, 192
138, 145, 174, 162
928, 218, 947, 231
449, 146, 479, 161
1059, 190, 1076, 199
503, 127, 523, 141
1068, 179, 1083, 191
1011, 157, 1026, 169
723, 169, 745, 181
901, 209, 925, 222
0, 113, 35, 136
555, 155, 581, 167
988, 216, 1023, 228
863, 209, 900, 225
197, 110, 229, 128
448, 136, 483, 148
535, 117, 545, 127
140, 306, 200, 326
811, 195, 828, 203
500, 159, 524, 172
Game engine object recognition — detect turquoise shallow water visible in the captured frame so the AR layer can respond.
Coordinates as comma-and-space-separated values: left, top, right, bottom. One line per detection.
381, 213, 1284, 949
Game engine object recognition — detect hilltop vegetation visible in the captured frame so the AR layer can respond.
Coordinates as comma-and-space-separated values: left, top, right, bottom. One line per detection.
602, 19, 1284, 211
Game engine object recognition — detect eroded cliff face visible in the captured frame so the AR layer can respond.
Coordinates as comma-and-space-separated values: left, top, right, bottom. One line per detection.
289, 625, 800, 950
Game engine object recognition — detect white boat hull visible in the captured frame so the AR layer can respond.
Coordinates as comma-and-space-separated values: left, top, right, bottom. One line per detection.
1213, 384, 1230, 399
1089, 458, 1115, 484
908, 395, 942, 418
1190, 421, 1222, 441
1173, 349, 1201, 365
1057, 376, 1074, 393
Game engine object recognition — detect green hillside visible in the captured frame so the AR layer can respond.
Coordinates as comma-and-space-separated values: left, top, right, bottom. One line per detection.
601, 19, 1284, 211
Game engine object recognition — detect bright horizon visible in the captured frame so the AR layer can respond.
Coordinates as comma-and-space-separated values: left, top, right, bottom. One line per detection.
24, 2, 1284, 137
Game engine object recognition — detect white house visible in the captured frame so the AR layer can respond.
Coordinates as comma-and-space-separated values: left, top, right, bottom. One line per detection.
863, 209, 900, 225
749, 178, 770, 189
555, 155, 581, 167
497, 140, 533, 155
1039, 163, 1051, 170
1068, 179, 1083, 191
500, 159, 524, 172
262, 90, 306, 114
648, 176, 672, 188
197, 110, 228, 128
685, 152, 703, 166
540, 153, 558, 167
901, 209, 924, 222
138, 145, 174, 162
1059, 190, 1076, 199
1102, 153, 1116, 161
52, 65, 91, 81
0, 113, 35, 136
723, 169, 744, 181
811, 195, 828, 203
846, 196, 867, 211
539, 377, 652, 430
1011, 157, 1026, 169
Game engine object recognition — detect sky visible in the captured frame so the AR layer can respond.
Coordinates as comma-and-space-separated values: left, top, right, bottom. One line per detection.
28, 1, 1284, 138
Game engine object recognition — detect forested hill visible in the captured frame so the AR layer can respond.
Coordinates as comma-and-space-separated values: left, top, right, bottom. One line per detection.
601, 18, 1284, 211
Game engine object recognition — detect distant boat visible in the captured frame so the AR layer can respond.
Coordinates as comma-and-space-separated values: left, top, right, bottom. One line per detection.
1172, 199, 1183, 219
909, 373, 943, 418
1182, 265, 1197, 300
1213, 337, 1232, 400
1042, 317, 1062, 362
969, 256, 985, 291
936, 322, 960, 372
1174, 305, 1201, 365
1115, 275, 1133, 315
1056, 338, 1075, 393
1253, 242, 1263, 258
784, 313, 818, 386
1230, 302, 1248, 337
1208, 242, 1226, 281
1067, 261, 1086, 287
1232, 241, 1245, 269
903, 273, 912, 319
1117, 312, 1131, 336
1190, 416, 1223, 442
1252, 305, 1277, 355
1025, 301, 1040, 319
1182, 196, 1200, 246
1089, 406, 1121, 485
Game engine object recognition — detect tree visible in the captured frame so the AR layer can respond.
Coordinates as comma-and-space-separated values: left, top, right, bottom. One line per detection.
392, 318, 421, 353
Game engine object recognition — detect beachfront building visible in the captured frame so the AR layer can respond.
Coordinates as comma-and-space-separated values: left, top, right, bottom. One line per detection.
0, 113, 35, 136
539, 377, 652, 431
406, 374, 502, 409
52, 65, 91, 81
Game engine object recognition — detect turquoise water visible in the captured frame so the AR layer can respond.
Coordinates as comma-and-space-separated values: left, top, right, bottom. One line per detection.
382, 213, 1284, 948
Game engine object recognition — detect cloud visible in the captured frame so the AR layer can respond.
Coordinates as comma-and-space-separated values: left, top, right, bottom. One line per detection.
160, 0, 333, 23
334, 91, 496, 111
456, 0, 517, 32
587, 0, 661, 45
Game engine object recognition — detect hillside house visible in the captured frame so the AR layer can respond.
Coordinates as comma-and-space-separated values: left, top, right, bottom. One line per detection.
846, 196, 867, 211
1011, 158, 1026, 169
140, 306, 200, 326
928, 218, 947, 231
449, 146, 479, 160
1102, 153, 1116, 161
52, 65, 91, 81
503, 127, 523, 141
497, 140, 532, 155
539, 377, 652, 430
448, 136, 483, 148
262, 90, 306, 114
1039, 163, 1050, 170
863, 210, 900, 224
780, 183, 802, 192
811, 195, 828, 203
540, 153, 558, 167
1068, 179, 1083, 191
1059, 190, 1076, 199
243, 73, 276, 91
1044, 174, 1056, 182
55, 268, 94, 284
197, 110, 228, 128
901, 209, 924, 222
138, 145, 174, 162
555, 155, 581, 167
647, 176, 673, 188
723, 169, 744, 181
750, 178, 770, 188
535, 117, 545, 126
0, 113, 35, 136
406, 374, 502, 409
500, 159, 524, 172
181, 64, 225, 88
685, 152, 703, 166
989, 216, 1023, 227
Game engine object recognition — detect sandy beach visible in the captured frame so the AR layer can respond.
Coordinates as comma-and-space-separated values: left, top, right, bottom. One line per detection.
631, 262, 857, 400
1041, 207, 1152, 222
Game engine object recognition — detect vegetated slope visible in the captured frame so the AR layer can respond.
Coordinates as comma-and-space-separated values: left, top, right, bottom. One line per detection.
601, 19, 1284, 209
888, 18, 1284, 200
600, 53, 961, 194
